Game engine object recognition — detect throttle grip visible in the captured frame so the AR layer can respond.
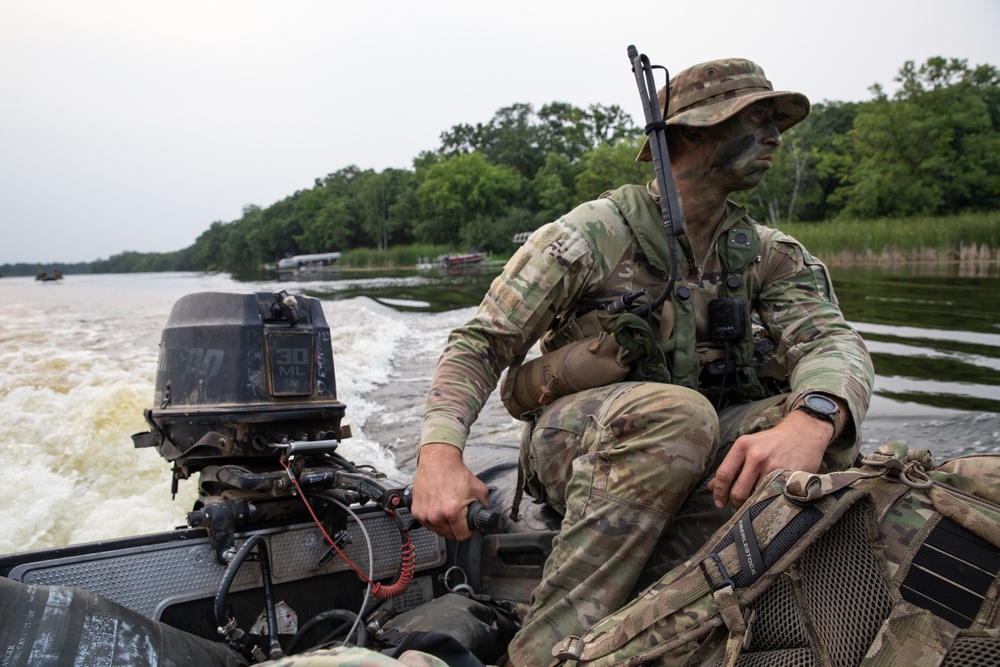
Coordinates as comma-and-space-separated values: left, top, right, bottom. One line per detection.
401, 486, 499, 533
466, 500, 500, 531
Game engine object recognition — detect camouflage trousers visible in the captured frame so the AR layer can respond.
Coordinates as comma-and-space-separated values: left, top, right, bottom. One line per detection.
508, 382, 791, 667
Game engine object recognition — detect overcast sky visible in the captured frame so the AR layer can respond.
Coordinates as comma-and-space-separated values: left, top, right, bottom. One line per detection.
2, 0, 998, 265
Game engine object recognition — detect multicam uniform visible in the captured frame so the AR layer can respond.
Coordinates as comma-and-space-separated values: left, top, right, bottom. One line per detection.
420, 183, 874, 666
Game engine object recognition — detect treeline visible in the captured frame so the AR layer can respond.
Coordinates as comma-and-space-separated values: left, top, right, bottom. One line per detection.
752, 57, 1000, 225
168, 100, 652, 277
0, 261, 94, 278
4, 56, 998, 278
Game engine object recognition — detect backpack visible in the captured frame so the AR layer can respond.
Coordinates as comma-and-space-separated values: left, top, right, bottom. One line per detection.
550, 441, 1000, 667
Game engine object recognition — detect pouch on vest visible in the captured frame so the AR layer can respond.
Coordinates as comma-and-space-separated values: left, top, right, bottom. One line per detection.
550, 442, 1000, 667
501, 332, 630, 420
603, 185, 771, 402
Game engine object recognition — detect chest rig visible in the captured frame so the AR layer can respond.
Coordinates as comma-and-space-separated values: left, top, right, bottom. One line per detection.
603, 185, 769, 403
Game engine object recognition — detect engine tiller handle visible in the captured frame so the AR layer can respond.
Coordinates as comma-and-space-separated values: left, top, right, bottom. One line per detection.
466, 500, 500, 531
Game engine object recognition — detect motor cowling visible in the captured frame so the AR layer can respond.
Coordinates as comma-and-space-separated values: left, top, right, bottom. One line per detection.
132, 290, 347, 474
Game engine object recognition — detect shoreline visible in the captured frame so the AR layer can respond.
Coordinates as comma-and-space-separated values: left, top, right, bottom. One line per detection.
1, 254, 996, 279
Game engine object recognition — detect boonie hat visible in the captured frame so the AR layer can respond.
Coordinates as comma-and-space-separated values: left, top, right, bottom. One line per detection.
637, 58, 810, 161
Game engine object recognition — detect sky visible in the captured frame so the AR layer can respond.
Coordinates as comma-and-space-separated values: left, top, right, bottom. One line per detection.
2, 0, 999, 265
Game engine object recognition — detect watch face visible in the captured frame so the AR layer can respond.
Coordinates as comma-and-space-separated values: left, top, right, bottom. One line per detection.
804, 394, 838, 415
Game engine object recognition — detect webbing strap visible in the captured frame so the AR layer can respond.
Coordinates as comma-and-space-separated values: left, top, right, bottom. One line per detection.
504, 352, 528, 521
552, 564, 716, 661
559, 479, 876, 663
712, 585, 748, 667
557, 447, 1000, 666
510, 461, 524, 523
668, 290, 699, 388
729, 512, 764, 586
669, 73, 771, 112
783, 468, 885, 503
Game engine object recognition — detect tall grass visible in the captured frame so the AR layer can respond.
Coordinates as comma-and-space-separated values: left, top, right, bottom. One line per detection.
778, 211, 999, 264
336, 213, 999, 268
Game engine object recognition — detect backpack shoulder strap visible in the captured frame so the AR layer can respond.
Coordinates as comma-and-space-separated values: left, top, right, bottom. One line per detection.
553, 469, 875, 665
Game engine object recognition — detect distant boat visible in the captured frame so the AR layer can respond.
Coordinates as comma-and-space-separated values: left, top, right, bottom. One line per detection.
275, 252, 342, 274
35, 270, 63, 282
434, 251, 485, 267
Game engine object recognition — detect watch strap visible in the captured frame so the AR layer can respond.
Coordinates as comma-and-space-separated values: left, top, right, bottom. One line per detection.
796, 403, 836, 425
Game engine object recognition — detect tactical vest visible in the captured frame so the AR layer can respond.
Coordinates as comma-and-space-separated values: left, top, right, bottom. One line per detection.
601, 184, 770, 402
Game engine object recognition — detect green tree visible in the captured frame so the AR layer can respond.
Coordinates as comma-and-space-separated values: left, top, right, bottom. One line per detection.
475, 102, 545, 189
439, 103, 544, 182
357, 168, 414, 250
438, 101, 642, 219
532, 152, 580, 224
463, 207, 533, 253
583, 103, 643, 147
834, 57, 1000, 218
573, 136, 652, 203
246, 196, 303, 267
295, 166, 372, 253
295, 195, 354, 253
534, 102, 638, 164
798, 101, 860, 221
415, 152, 523, 244
219, 205, 261, 274
189, 221, 230, 270
440, 102, 640, 177
536, 102, 590, 163
739, 100, 860, 224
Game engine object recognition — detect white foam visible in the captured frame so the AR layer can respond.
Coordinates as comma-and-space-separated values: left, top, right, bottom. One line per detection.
0, 274, 415, 554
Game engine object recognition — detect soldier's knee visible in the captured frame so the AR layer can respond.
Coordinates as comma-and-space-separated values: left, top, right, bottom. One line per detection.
599, 384, 720, 490
629, 383, 719, 444
670, 385, 718, 432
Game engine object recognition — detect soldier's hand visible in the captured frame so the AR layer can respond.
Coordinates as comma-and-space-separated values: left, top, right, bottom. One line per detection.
708, 409, 832, 509
411, 443, 491, 541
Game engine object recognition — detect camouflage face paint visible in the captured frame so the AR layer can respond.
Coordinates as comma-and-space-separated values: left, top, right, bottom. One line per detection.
708, 101, 782, 191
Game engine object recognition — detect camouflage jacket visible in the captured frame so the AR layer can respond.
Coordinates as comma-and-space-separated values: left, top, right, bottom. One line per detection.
420, 183, 874, 453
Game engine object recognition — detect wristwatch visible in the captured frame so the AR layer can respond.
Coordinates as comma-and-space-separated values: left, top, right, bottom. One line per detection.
795, 394, 840, 428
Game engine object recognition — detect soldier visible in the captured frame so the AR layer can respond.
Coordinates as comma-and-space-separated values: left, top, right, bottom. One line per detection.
411, 58, 874, 666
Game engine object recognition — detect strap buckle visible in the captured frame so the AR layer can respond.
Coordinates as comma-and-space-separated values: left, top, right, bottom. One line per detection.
699, 553, 735, 592
552, 635, 585, 660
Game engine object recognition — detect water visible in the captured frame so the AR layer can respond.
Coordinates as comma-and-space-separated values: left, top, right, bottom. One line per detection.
0, 272, 442, 554
832, 263, 1000, 416
1, 264, 998, 554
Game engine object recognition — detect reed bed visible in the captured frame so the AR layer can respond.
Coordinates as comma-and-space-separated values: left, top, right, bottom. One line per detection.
778, 212, 999, 265
334, 212, 999, 269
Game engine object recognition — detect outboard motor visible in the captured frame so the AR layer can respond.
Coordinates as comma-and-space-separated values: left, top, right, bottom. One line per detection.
133, 290, 348, 479
132, 290, 353, 563
3, 290, 522, 665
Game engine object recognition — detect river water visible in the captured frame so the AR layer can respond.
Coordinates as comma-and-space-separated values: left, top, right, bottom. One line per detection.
1, 265, 998, 554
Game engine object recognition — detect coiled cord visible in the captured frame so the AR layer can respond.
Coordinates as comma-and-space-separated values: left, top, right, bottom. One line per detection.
372, 526, 415, 600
